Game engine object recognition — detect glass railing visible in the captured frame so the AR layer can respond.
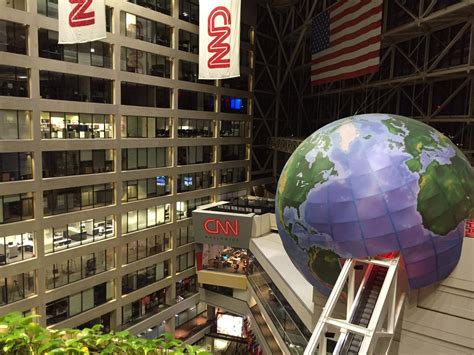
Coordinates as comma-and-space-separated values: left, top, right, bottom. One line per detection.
248, 262, 310, 354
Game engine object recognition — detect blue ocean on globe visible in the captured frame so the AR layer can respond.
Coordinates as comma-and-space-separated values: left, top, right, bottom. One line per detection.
276, 114, 474, 295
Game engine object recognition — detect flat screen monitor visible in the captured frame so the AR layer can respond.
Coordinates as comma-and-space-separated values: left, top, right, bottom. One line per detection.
156, 176, 166, 186
184, 176, 193, 187
217, 314, 243, 338
230, 98, 242, 110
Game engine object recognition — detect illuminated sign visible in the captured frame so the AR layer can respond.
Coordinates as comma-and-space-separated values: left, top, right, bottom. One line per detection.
193, 210, 253, 248
204, 218, 239, 236
466, 219, 474, 238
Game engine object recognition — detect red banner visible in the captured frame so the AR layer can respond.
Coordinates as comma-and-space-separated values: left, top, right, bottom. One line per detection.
465, 219, 474, 238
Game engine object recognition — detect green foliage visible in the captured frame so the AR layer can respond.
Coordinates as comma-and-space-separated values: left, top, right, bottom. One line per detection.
0, 312, 210, 355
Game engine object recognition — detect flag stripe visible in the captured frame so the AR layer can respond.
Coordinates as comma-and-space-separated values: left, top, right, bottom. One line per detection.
311, 49, 379, 76
331, 0, 372, 24
332, 5, 382, 36
330, 20, 381, 47
311, 33, 380, 65
311, 64, 379, 85
312, 42, 380, 71
312, 56, 379, 81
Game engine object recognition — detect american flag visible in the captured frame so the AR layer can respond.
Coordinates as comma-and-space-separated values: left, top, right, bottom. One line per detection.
311, 0, 383, 86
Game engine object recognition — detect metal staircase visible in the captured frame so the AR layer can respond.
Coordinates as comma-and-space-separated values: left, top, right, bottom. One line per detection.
304, 257, 405, 355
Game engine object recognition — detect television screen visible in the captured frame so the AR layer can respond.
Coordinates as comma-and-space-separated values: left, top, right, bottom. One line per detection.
230, 98, 242, 110
184, 176, 193, 187
217, 314, 243, 338
156, 176, 166, 186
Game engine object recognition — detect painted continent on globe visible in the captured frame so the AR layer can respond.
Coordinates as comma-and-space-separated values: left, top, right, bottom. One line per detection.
276, 114, 474, 295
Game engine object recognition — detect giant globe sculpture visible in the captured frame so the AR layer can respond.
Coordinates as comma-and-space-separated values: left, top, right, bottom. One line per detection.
276, 114, 474, 296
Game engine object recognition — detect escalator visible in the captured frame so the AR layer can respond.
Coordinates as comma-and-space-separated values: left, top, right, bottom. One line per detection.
335, 265, 388, 355
303, 257, 403, 355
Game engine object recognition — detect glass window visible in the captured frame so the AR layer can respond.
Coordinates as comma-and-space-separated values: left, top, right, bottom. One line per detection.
0, 153, 33, 182
122, 204, 170, 234
220, 167, 248, 185
178, 171, 213, 193
121, 47, 171, 78
0, 65, 28, 97
178, 90, 215, 111
179, 60, 213, 85
121, 12, 171, 47
221, 96, 248, 114
121, 288, 168, 325
42, 150, 114, 177
220, 144, 247, 162
122, 177, 170, 202
122, 148, 169, 170
0, 272, 35, 306
0, 110, 30, 139
178, 118, 213, 137
177, 146, 213, 165
122, 261, 169, 294
176, 197, 210, 220
0, 20, 27, 54
44, 216, 115, 254
121, 82, 171, 108
125, 233, 170, 264
0, 193, 33, 225
128, 0, 171, 15
179, 0, 199, 25
0, 233, 34, 266
40, 112, 113, 139
178, 30, 199, 54
220, 120, 249, 137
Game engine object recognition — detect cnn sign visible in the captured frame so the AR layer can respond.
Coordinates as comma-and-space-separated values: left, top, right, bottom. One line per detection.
199, 0, 240, 79
204, 218, 239, 237
193, 210, 252, 248
69, 0, 95, 27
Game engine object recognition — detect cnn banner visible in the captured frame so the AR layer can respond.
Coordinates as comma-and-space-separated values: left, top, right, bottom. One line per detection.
59, 0, 107, 44
199, 0, 241, 79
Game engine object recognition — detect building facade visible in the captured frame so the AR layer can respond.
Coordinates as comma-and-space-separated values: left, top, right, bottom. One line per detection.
0, 0, 254, 336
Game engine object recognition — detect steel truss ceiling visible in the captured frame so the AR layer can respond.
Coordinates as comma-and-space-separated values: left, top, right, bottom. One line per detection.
253, 0, 474, 184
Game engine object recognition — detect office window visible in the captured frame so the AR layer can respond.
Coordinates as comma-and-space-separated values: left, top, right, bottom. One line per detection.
178, 60, 213, 85
0, 20, 27, 54
0, 153, 33, 182
177, 226, 194, 247
122, 116, 169, 138
38, 29, 111, 68
46, 249, 114, 290
122, 177, 170, 202
220, 120, 249, 137
177, 171, 213, 193
44, 184, 114, 216
175, 275, 197, 300
177, 146, 213, 166
121, 82, 171, 108
42, 150, 114, 177
0, 272, 35, 306
178, 118, 213, 137
122, 260, 169, 294
178, 29, 198, 54
125, 233, 171, 264
128, 0, 171, 15
0, 65, 28, 97
220, 144, 247, 162
2, 0, 26, 10
179, 0, 199, 24
221, 74, 249, 91
122, 148, 169, 170
175, 302, 206, 326
121, 47, 171, 78
44, 216, 115, 254
40, 71, 112, 103
221, 96, 248, 114
40, 112, 113, 139
178, 90, 215, 111
121, 12, 171, 47
176, 250, 195, 273
0, 110, 31, 140
45, 282, 113, 325
122, 288, 167, 325
121, 203, 171, 234
0, 193, 34, 225
176, 196, 210, 220
220, 167, 248, 185
0, 232, 34, 266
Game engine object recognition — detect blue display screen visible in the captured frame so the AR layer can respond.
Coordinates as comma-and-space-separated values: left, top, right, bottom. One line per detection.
156, 176, 166, 186
230, 98, 242, 110
184, 176, 193, 186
